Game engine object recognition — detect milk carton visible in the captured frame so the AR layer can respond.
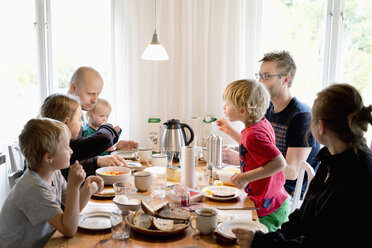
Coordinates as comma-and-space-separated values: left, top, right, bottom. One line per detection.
148, 118, 162, 153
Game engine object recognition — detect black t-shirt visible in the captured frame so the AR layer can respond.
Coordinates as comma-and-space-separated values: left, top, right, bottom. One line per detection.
265, 97, 320, 195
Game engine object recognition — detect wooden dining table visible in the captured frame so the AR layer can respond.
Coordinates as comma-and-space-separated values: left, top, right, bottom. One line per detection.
45, 161, 258, 248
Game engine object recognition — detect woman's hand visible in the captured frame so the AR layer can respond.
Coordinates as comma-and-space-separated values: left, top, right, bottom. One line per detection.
232, 227, 255, 248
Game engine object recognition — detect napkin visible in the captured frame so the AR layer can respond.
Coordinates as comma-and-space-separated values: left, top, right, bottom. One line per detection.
81, 201, 117, 215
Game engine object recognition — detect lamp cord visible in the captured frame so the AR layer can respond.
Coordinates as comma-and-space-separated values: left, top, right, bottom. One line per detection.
154, 0, 157, 33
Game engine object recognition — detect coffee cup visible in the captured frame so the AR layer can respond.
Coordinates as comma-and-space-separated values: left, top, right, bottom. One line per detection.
191, 208, 218, 235
137, 147, 152, 163
151, 153, 167, 167
134, 171, 152, 192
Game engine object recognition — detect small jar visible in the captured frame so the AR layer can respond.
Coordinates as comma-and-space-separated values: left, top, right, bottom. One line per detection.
171, 185, 190, 207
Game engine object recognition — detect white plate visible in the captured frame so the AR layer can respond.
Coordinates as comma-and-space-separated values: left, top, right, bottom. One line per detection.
218, 219, 268, 239
78, 212, 111, 230
112, 150, 137, 160
202, 186, 244, 201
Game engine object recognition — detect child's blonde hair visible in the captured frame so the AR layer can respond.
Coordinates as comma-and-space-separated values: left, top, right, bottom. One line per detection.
19, 118, 70, 171
223, 79, 270, 124
86, 98, 112, 124
40, 93, 80, 122
312, 83, 372, 153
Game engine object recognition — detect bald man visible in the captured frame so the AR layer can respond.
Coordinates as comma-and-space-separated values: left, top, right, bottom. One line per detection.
68, 66, 104, 111
67, 67, 131, 173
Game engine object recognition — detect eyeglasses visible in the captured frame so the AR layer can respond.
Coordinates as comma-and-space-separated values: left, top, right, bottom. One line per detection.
255, 73, 285, 80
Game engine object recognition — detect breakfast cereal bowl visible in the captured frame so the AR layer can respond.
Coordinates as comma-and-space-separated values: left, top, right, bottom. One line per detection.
96, 166, 131, 185
113, 193, 151, 213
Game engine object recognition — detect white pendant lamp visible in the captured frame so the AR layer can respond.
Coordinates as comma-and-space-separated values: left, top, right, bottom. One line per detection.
141, 0, 169, 61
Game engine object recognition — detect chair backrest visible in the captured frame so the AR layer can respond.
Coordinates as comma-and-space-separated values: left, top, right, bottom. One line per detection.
8, 142, 25, 173
8, 170, 24, 189
290, 161, 316, 213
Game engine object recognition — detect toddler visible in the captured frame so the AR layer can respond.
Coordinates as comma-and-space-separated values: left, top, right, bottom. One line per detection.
83, 98, 138, 154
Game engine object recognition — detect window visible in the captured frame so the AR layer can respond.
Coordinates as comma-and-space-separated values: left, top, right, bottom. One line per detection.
0, 1, 39, 139
340, 0, 372, 105
260, 0, 327, 107
50, 0, 112, 99
340, 0, 372, 143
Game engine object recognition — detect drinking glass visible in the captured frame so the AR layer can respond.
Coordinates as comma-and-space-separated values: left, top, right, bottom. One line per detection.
163, 150, 175, 166
113, 182, 135, 196
151, 172, 167, 199
110, 210, 130, 240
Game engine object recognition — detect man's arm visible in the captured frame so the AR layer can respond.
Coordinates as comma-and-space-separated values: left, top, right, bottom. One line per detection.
284, 112, 313, 180
283, 147, 311, 180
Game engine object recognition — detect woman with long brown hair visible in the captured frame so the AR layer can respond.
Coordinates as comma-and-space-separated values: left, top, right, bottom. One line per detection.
232, 83, 372, 247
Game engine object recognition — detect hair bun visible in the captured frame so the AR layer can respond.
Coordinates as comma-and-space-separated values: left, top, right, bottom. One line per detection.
360, 105, 372, 124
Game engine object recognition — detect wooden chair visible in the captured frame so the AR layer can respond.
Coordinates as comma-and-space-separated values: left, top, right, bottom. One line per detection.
290, 161, 316, 213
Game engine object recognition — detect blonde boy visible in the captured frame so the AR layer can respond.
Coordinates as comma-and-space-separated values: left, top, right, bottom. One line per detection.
0, 118, 103, 248
218, 79, 289, 232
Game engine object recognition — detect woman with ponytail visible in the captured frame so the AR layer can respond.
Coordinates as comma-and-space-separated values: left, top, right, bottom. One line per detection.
232, 83, 372, 247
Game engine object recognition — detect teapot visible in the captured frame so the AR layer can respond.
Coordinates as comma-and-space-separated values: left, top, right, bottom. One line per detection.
161, 119, 194, 155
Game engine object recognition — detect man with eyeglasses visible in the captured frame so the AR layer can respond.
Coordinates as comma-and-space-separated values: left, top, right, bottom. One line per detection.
220, 50, 320, 197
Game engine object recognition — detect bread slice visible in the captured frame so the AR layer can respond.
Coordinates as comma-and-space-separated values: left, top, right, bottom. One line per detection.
212, 192, 235, 198
211, 188, 236, 198
153, 201, 169, 214
141, 200, 169, 216
158, 207, 190, 221
132, 210, 153, 229
99, 188, 115, 195
152, 217, 174, 231
141, 200, 155, 216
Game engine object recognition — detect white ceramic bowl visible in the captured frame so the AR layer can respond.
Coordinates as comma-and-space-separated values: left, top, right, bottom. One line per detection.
96, 166, 131, 185
217, 170, 233, 184
217, 166, 240, 185
113, 193, 151, 213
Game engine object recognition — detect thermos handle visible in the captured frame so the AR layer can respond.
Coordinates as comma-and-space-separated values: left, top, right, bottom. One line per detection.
180, 123, 194, 146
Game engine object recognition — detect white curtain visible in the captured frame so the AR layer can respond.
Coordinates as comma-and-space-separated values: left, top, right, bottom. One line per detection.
112, 0, 261, 146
